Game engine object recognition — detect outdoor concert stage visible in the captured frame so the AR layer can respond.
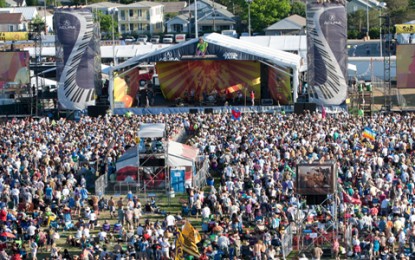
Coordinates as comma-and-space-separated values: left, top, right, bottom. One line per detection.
109, 33, 303, 113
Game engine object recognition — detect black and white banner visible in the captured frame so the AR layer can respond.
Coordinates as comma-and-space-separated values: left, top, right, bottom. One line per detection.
306, 1, 348, 105
54, 8, 101, 110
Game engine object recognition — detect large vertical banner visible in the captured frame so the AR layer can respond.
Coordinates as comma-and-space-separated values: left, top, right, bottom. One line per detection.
307, 0, 348, 105
396, 45, 415, 88
54, 8, 101, 110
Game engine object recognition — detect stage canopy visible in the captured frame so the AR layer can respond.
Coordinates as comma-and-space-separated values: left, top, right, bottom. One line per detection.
167, 141, 199, 167
139, 123, 165, 138
109, 33, 302, 109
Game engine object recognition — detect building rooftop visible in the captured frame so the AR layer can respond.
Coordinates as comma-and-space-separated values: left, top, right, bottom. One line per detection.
0, 12, 23, 24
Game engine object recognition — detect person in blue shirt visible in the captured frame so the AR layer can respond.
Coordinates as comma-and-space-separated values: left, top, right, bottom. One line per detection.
79, 186, 89, 207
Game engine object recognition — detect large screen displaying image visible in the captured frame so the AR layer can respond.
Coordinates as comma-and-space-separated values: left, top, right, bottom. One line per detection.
397, 45, 415, 88
0, 51, 30, 89
296, 163, 336, 195
156, 60, 261, 101
268, 66, 292, 105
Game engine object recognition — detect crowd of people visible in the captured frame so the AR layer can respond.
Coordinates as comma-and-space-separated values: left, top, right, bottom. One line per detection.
0, 111, 415, 260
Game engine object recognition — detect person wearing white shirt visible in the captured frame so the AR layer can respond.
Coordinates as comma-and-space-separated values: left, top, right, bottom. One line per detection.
166, 214, 175, 231
201, 206, 211, 219
160, 238, 170, 258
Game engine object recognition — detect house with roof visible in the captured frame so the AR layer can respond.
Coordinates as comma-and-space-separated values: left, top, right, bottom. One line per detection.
117, 1, 164, 35
347, 0, 386, 13
165, 0, 236, 34
87, 1, 123, 15
0, 13, 24, 32
264, 15, 306, 36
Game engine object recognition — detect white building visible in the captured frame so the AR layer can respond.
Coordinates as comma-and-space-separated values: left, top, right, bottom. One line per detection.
117, 1, 164, 35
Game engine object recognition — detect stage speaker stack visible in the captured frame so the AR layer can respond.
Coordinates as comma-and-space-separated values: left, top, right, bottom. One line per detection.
294, 102, 317, 114
204, 108, 213, 114
87, 105, 109, 117
189, 109, 198, 114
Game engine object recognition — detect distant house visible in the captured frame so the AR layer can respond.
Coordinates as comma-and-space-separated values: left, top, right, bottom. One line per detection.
166, 0, 235, 34
117, 1, 164, 35
347, 0, 386, 13
264, 15, 306, 36
87, 1, 122, 15
163, 1, 187, 14
0, 13, 24, 32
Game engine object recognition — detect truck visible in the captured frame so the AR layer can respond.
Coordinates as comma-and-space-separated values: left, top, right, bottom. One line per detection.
175, 34, 186, 43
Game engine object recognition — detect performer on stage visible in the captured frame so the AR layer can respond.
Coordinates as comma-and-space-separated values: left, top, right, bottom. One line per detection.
195, 37, 208, 57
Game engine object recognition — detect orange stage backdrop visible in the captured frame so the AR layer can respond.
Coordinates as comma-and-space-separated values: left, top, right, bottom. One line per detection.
397, 45, 415, 89
156, 60, 261, 100
113, 67, 153, 108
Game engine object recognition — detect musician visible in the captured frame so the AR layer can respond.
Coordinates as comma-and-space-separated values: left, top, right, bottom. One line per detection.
195, 37, 208, 57
250, 90, 255, 106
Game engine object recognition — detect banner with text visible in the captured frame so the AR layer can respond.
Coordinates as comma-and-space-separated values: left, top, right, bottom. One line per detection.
306, 0, 348, 105
54, 8, 101, 110
0, 32, 29, 41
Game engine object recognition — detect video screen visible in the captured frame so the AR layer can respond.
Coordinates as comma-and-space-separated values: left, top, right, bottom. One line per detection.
296, 164, 336, 195
0, 51, 30, 89
268, 66, 292, 105
396, 44, 415, 88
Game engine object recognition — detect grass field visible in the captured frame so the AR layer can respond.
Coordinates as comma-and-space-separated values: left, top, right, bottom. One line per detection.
35, 193, 191, 259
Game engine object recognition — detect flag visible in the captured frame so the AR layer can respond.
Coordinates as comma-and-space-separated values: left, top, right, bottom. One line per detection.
180, 221, 201, 258
175, 231, 184, 260
362, 127, 376, 141
322, 106, 326, 119
231, 109, 241, 121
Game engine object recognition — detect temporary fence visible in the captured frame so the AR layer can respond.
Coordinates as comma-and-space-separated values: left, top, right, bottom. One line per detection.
94, 172, 108, 196
282, 224, 294, 259
193, 157, 209, 189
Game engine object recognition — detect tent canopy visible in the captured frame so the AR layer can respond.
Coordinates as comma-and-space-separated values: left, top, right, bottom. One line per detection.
115, 140, 199, 171
112, 33, 301, 72
139, 123, 165, 138
167, 141, 199, 167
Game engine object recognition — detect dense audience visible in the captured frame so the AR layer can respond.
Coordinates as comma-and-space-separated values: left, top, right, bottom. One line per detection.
1, 111, 415, 260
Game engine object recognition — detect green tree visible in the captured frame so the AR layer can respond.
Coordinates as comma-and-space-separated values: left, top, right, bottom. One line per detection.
291, 1, 305, 17
96, 11, 118, 40
239, 0, 291, 32
383, 0, 412, 24
0, 0, 7, 8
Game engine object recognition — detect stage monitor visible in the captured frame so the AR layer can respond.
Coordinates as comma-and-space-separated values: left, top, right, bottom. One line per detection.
396, 44, 415, 88
296, 163, 337, 195
155, 60, 261, 101
0, 51, 30, 89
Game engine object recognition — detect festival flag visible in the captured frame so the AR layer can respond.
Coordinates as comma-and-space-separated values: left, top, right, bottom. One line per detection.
322, 106, 326, 119
231, 109, 241, 121
362, 127, 376, 141
174, 231, 184, 260
180, 221, 201, 258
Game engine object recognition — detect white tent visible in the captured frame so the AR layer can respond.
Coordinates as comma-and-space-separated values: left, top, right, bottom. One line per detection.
167, 141, 199, 167
116, 140, 199, 171
139, 123, 165, 138
30, 76, 57, 88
